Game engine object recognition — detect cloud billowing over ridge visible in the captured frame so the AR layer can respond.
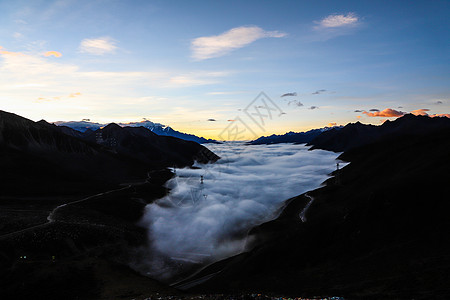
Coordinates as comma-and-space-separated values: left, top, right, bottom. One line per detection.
136, 143, 341, 281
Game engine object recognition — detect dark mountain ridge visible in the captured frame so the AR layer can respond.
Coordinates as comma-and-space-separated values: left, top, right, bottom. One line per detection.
55, 119, 218, 144
308, 114, 450, 152
249, 127, 339, 145
0, 110, 218, 196
189, 115, 450, 299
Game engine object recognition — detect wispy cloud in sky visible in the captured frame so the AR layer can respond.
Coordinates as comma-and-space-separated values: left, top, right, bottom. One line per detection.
191, 26, 287, 60
167, 71, 229, 87
312, 89, 326, 95
315, 13, 359, 29
79, 37, 117, 55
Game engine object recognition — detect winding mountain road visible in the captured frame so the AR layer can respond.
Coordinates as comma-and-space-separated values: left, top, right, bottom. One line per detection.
299, 193, 314, 222
0, 185, 131, 240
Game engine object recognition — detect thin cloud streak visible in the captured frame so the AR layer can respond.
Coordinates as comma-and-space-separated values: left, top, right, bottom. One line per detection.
315, 13, 359, 29
79, 37, 117, 55
191, 26, 287, 60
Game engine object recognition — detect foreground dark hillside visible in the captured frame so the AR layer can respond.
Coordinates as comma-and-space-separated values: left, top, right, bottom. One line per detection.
191, 118, 450, 299
0, 110, 218, 299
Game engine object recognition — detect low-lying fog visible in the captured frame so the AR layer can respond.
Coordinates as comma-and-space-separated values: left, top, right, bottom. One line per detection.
136, 142, 341, 281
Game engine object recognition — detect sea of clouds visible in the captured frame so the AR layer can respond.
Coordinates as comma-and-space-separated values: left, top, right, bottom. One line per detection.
136, 142, 342, 281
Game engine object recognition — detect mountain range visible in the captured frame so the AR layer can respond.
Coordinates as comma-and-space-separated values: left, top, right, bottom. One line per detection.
185, 114, 450, 299
249, 126, 340, 145
0, 110, 218, 196
55, 120, 218, 144
2, 110, 450, 299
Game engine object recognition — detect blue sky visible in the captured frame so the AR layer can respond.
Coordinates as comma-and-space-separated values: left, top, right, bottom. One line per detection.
0, 0, 449, 139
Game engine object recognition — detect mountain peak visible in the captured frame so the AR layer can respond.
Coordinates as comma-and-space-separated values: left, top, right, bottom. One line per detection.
102, 123, 122, 131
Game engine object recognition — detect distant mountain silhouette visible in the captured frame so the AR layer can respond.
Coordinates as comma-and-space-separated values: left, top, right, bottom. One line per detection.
55, 120, 218, 144
308, 114, 450, 152
249, 127, 339, 145
0, 110, 218, 196
82, 123, 219, 167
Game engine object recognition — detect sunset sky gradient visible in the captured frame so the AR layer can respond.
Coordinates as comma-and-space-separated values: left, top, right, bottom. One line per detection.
0, 0, 448, 139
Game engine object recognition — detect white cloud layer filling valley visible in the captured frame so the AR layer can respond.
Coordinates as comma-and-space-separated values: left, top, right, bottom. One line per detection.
135, 143, 341, 281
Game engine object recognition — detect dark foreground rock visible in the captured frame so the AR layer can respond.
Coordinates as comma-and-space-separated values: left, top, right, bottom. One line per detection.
190, 124, 450, 299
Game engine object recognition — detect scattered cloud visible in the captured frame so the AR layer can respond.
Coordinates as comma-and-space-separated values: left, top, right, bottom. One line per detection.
315, 13, 359, 29
356, 115, 361, 119
436, 100, 443, 105
207, 91, 245, 95
79, 37, 117, 55
354, 109, 362, 112
44, 51, 62, 58
69, 92, 82, 98
288, 100, 303, 107
430, 113, 450, 118
312, 89, 326, 95
36, 92, 82, 102
409, 109, 450, 118
191, 26, 287, 60
410, 108, 430, 116
363, 108, 404, 117
369, 108, 379, 112
13, 32, 24, 39
328, 122, 337, 127
309, 106, 319, 110
167, 71, 229, 87
0, 46, 23, 56
15, 19, 27, 25
281, 92, 297, 97
207, 118, 216, 122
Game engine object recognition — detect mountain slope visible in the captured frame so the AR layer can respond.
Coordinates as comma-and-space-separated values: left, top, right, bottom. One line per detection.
308, 114, 450, 152
190, 118, 450, 299
0, 110, 219, 299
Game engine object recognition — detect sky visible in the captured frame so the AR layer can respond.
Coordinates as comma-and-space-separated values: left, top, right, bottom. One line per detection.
0, 0, 449, 139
